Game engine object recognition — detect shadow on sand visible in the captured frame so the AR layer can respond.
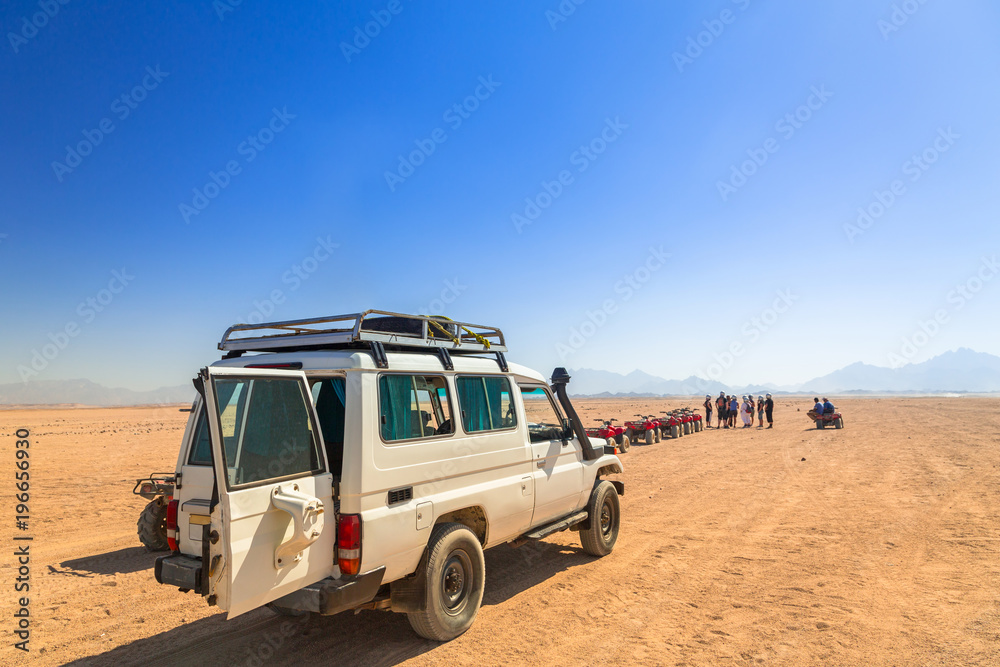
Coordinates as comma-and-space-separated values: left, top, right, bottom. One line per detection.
66, 539, 595, 666
49, 546, 158, 577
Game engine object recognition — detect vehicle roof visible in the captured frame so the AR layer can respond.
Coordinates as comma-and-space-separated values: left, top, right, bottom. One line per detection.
210, 350, 548, 384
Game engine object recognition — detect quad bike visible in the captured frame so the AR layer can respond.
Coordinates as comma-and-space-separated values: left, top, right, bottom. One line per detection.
133, 473, 175, 552
625, 414, 660, 445
809, 410, 844, 429
585, 418, 631, 453
656, 412, 683, 439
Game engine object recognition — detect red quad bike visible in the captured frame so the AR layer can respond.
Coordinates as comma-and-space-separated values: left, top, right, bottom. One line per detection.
656, 412, 683, 439
685, 407, 704, 433
673, 407, 701, 434
625, 414, 660, 445
585, 418, 631, 453
809, 410, 845, 429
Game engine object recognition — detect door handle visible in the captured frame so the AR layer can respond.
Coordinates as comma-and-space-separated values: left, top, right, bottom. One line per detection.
537, 459, 546, 468
270, 484, 325, 569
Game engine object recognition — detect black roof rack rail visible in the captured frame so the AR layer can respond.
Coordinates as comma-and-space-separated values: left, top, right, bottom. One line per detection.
218, 310, 508, 358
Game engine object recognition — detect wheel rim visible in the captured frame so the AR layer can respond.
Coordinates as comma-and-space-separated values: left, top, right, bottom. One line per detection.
441, 549, 473, 616
600, 497, 616, 541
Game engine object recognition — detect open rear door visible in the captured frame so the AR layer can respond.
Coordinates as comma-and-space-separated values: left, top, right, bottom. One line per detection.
199, 366, 335, 617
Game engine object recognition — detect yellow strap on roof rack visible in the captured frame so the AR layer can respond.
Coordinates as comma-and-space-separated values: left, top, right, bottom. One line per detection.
433, 316, 491, 350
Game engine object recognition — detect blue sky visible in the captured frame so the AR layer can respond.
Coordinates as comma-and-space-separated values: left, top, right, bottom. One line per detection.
2, 0, 998, 391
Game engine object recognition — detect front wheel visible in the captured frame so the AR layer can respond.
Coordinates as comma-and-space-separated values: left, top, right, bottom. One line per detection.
619, 434, 630, 453
653, 426, 660, 443
644, 428, 654, 445
407, 523, 485, 642
580, 481, 620, 556
835, 417, 844, 429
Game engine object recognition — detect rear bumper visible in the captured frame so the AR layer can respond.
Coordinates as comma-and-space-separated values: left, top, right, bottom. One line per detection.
270, 567, 386, 616
155, 554, 202, 592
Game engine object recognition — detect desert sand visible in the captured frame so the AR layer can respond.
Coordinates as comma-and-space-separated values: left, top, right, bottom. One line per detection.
0, 397, 997, 666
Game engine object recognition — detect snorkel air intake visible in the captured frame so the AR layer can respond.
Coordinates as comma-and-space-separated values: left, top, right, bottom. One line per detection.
550, 367, 600, 461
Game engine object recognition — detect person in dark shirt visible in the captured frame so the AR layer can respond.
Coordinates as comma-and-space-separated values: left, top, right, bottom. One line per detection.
822, 398, 835, 415
764, 393, 774, 428
703, 395, 713, 428
747, 395, 756, 426
716, 392, 728, 428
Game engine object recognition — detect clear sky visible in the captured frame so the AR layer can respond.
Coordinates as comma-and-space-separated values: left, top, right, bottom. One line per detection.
2, 0, 998, 391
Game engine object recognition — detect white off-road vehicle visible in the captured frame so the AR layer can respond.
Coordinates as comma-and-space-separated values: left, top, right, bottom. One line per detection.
154, 311, 624, 641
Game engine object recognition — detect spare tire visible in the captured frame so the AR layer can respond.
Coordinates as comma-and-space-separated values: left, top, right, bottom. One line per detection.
137, 496, 170, 552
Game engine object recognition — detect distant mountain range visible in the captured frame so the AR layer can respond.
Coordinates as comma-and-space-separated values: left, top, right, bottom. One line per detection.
0, 379, 193, 407
567, 348, 1000, 397
1, 349, 997, 406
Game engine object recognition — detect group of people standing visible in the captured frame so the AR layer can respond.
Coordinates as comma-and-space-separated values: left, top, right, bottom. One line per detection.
703, 392, 774, 429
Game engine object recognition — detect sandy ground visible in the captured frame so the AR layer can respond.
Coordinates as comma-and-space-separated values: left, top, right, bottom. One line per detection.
0, 397, 998, 666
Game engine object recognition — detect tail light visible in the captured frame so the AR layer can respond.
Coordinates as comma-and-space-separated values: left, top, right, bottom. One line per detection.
337, 514, 362, 575
166, 499, 179, 552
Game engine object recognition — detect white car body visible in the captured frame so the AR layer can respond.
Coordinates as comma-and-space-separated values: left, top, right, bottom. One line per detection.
156, 326, 623, 624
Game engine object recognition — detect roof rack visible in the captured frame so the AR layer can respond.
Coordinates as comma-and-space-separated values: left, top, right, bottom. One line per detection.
219, 311, 508, 363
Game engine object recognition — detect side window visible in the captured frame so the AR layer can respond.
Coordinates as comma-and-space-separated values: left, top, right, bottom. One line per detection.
212, 377, 323, 488
519, 386, 567, 443
187, 407, 212, 465
455, 376, 516, 433
378, 375, 454, 442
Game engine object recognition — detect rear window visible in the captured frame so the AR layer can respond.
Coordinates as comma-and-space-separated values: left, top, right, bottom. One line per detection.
212, 376, 323, 488
455, 376, 516, 433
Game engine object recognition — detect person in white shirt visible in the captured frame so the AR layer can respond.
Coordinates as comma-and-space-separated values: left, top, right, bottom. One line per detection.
740, 396, 752, 427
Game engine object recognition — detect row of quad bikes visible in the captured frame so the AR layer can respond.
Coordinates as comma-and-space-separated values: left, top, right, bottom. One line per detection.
585, 408, 704, 453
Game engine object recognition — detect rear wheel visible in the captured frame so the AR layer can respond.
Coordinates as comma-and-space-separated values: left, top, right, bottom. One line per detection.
653, 426, 660, 443
670, 425, 679, 439
580, 481, 620, 556
137, 496, 169, 552
644, 428, 654, 445
605, 437, 616, 449
619, 435, 630, 453
407, 523, 485, 642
